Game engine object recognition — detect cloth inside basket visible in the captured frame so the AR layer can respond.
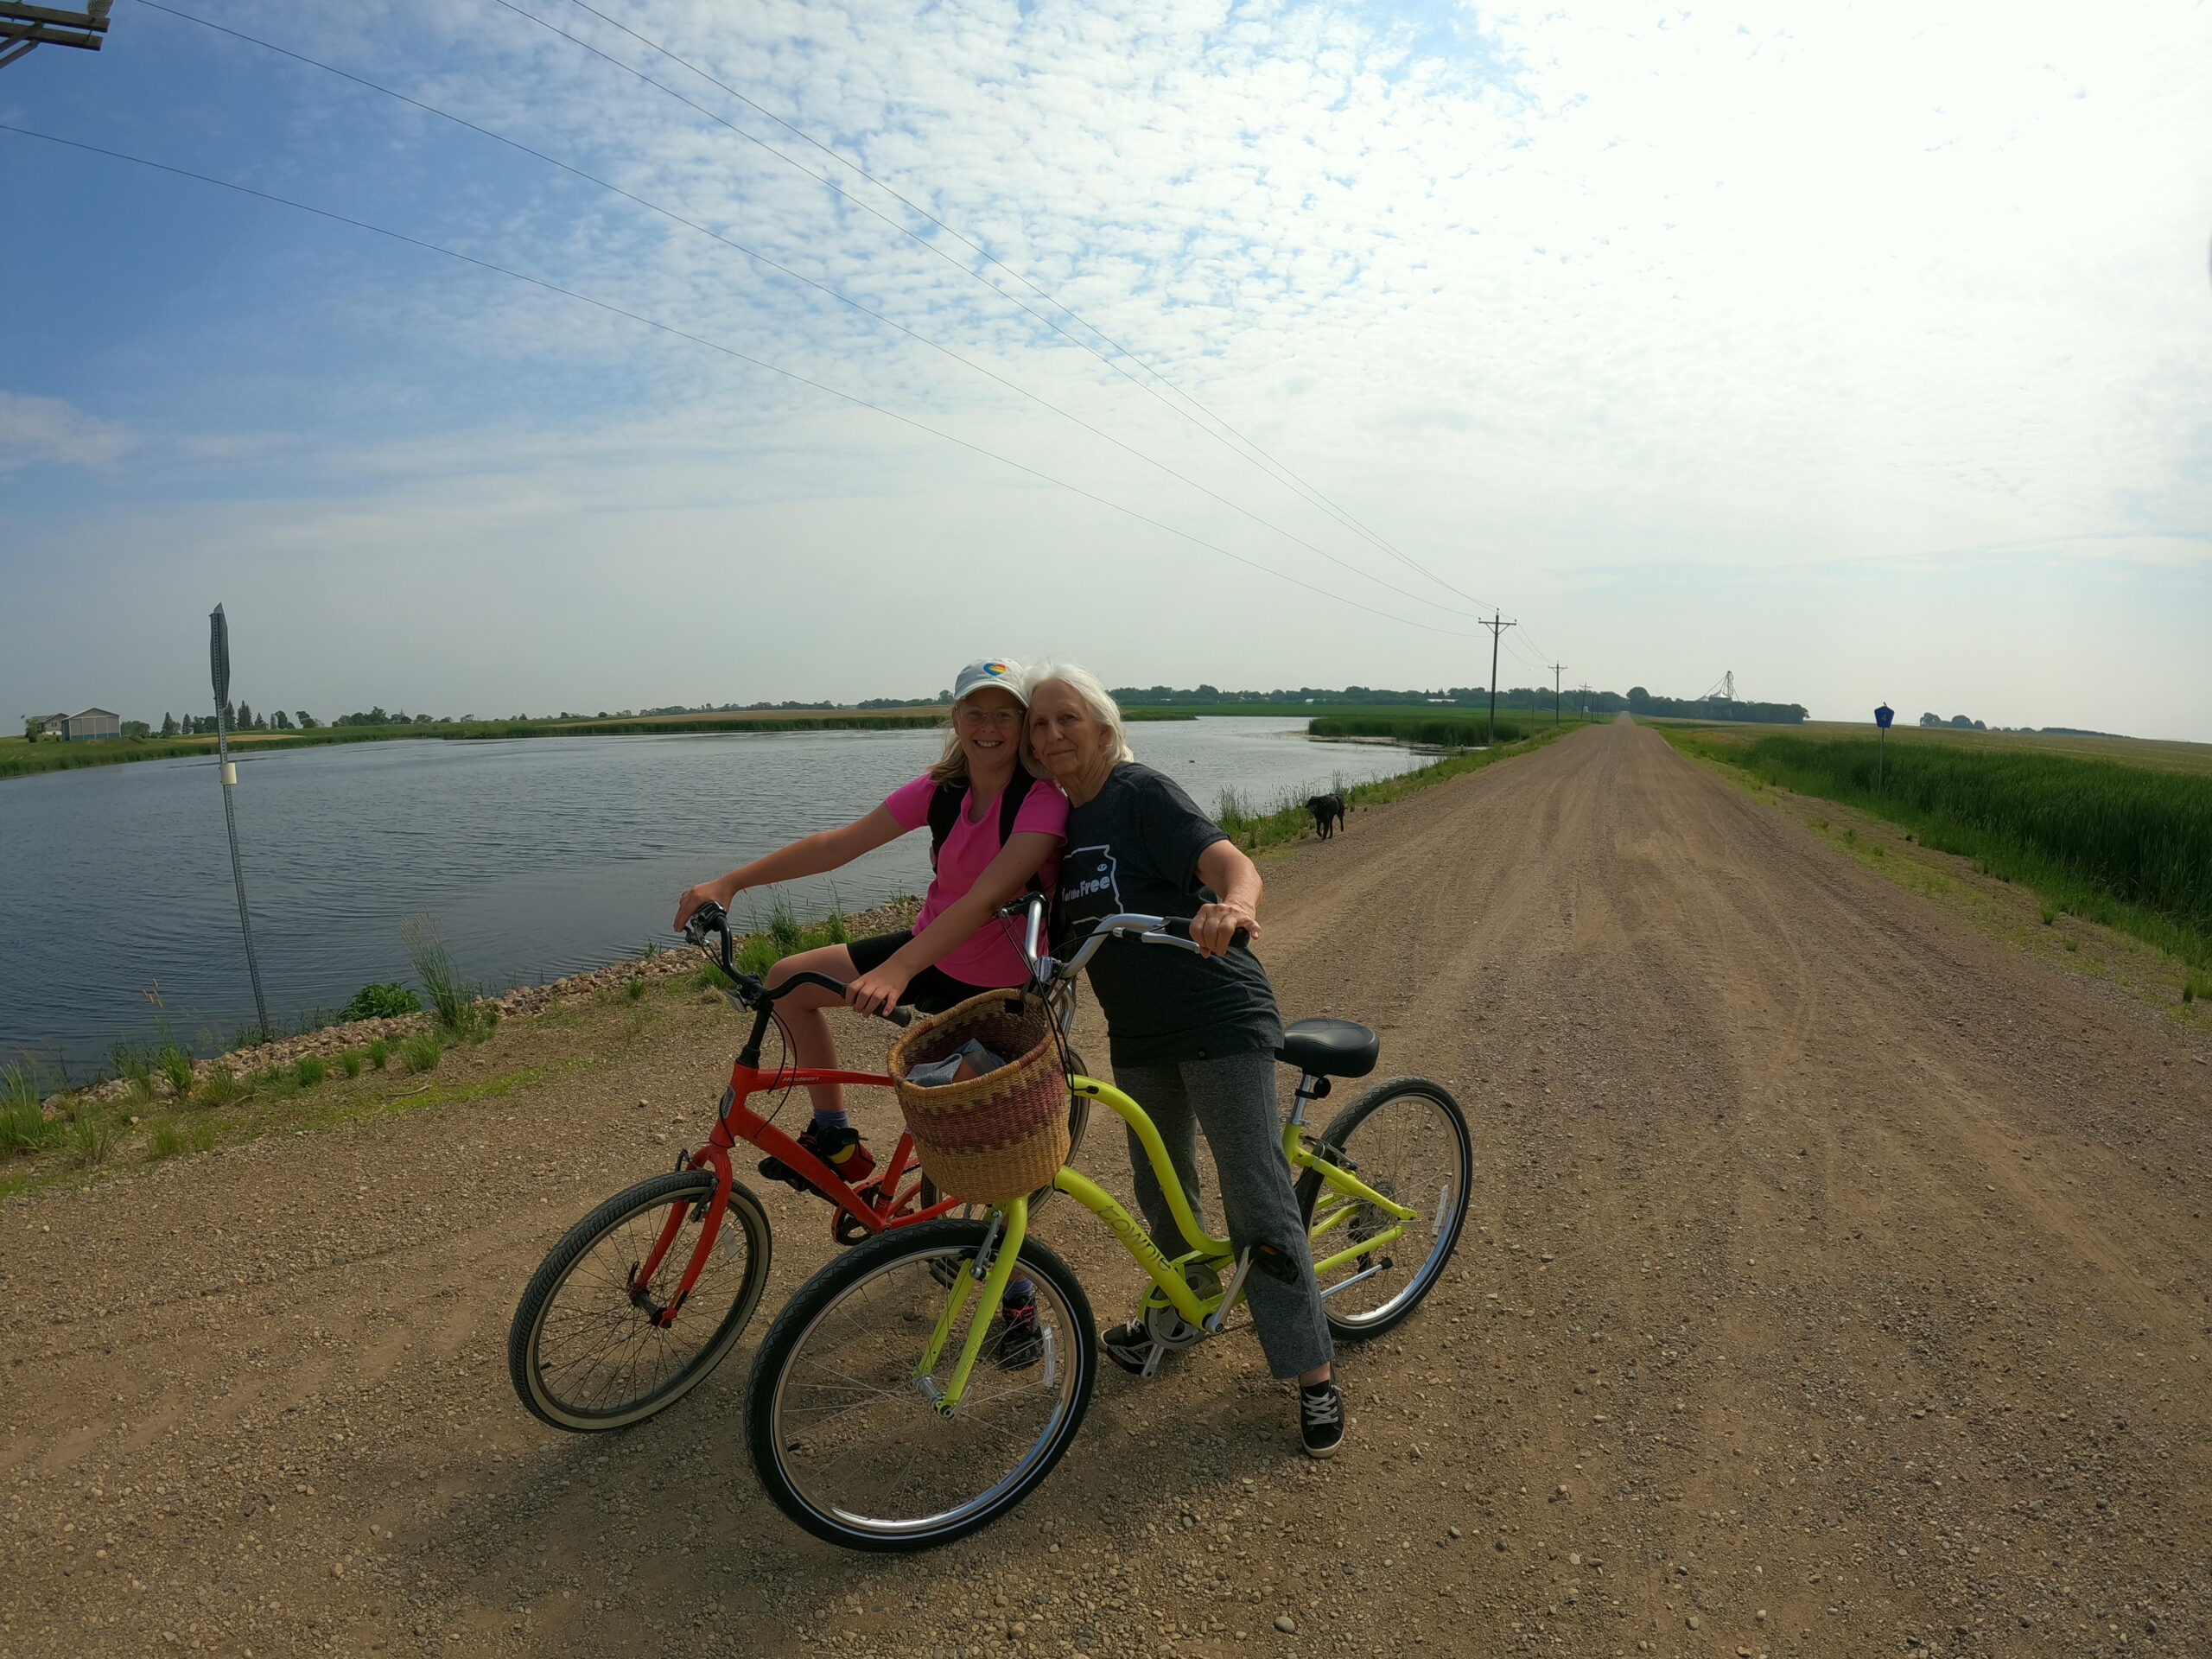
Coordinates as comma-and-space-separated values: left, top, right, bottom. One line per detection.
904, 1038, 1009, 1089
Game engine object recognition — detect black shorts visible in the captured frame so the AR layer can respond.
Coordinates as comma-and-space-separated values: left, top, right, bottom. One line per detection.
846, 931, 997, 1015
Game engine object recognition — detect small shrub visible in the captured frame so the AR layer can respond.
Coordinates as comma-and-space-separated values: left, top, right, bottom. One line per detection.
69, 1114, 118, 1168
338, 1050, 364, 1079
2063, 938, 2080, 953
2040, 906, 2058, 925
626, 976, 645, 1002
365, 1038, 391, 1070
197, 1065, 247, 1107
2, 1066, 60, 1159
760, 890, 806, 957
404, 916, 487, 1035
400, 1033, 442, 1073
294, 1055, 327, 1089
148, 1116, 188, 1160
157, 1045, 195, 1097
340, 982, 422, 1021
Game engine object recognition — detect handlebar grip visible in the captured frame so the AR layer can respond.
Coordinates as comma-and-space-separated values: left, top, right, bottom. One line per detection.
884, 1005, 915, 1027
1155, 917, 1250, 951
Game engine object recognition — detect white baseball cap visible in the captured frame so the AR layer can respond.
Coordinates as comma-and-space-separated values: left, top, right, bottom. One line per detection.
951, 659, 1027, 706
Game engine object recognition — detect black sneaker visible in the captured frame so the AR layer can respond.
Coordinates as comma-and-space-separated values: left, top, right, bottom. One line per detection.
1101, 1319, 1154, 1376
757, 1123, 875, 1197
1300, 1381, 1345, 1459
995, 1300, 1043, 1371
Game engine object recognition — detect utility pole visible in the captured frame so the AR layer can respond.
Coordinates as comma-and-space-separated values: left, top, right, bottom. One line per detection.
1480, 614, 1516, 746
1548, 662, 1567, 728
0, 1, 111, 68
209, 604, 272, 1044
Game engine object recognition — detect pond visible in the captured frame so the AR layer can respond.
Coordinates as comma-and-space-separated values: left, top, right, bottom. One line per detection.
0, 717, 1418, 1072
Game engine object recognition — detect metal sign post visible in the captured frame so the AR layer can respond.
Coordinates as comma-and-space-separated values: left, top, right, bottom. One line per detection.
211, 604, 271, 1043
1874, 702, 1894, 791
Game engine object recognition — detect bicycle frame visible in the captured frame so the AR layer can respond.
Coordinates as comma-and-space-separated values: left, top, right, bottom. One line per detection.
629, 1027, 960, 1332
921, 1071, 1415, 1413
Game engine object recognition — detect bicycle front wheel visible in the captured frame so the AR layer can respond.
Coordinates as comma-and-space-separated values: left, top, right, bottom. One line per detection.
508, 1168, 772, 1431
745, 1218, 1095, 1551
1295, 1076, 1470, 1340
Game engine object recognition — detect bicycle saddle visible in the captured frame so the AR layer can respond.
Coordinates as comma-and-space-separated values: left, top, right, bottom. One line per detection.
1275, 1017, 1379, 1079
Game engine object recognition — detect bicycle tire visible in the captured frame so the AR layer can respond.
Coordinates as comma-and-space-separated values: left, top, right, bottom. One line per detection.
1294, 1075, 1470, 1341
745, 1217, 1096, 1551
509, 1167, 772, 1432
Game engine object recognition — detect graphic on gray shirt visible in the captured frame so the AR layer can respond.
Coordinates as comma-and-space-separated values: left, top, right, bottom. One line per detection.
1057, 763, 1283, 1067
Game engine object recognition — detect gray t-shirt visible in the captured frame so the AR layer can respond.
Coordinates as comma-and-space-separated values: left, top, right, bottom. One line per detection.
1057, 762, 1284, 1067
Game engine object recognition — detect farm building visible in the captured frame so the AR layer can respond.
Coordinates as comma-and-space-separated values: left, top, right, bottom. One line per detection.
53, 708, 122, 741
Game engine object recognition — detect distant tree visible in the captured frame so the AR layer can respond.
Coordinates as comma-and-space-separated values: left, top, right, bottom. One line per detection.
1948, 714, 1974, 728
1918, 712, 1942, 728
1626, 686, 1652, 713
22, 717, 41, 743
1972, 719, 1986, 730
415, 713, 434, 724
296, 710, 318, 728
121, 720, 151, 740
235, 700, 253, 728
160, 712, 178, 738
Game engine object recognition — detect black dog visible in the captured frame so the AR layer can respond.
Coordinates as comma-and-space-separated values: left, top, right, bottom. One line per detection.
1306, 792, 1346, 840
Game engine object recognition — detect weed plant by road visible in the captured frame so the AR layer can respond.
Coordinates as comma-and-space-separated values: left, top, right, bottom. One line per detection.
1673, 730, 2212, 969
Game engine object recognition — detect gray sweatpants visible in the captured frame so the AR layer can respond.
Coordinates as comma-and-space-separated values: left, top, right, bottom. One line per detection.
1112, 1051, 1334, 1381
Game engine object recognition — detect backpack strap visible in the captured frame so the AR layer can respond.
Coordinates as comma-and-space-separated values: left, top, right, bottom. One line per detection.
925, 773, 1044, 891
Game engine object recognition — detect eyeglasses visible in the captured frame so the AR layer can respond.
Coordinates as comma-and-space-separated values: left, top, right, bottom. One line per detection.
955, 706, 1023, 729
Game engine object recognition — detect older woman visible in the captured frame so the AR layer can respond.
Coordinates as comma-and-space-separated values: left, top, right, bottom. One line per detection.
1024, 662, 1344, 1458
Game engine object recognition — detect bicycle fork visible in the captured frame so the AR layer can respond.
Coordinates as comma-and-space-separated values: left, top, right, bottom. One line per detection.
913, 1197, 1032, 1415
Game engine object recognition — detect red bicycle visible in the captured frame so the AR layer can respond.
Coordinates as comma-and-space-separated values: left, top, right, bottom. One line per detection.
506, 898, 1084, 1431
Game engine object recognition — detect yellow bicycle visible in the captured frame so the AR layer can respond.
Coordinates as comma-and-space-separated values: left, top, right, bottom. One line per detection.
741, 908, 1471, 1550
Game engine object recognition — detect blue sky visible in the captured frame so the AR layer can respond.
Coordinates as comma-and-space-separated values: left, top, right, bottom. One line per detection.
4, 0, 2209, 734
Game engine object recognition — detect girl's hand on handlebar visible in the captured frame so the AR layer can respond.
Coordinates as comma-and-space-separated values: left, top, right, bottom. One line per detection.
1189, 899, 1259, 957
845, 962, 912, 1019
674, 880, 735, 933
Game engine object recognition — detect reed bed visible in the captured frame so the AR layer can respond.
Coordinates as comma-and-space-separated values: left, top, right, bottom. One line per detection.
1310, 714, 1526, 747
1682, 732, 2212, 967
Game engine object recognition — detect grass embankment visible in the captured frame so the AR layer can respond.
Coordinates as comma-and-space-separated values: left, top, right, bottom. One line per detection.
1309, 713, 1534, 747
0, 712, 961, 783
0, 896, 875, 1201
1217, 725, 1565, 852
1668, 728, 2212, 990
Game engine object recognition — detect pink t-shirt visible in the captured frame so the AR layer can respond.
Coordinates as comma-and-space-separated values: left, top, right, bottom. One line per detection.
884, 773, 1069, 988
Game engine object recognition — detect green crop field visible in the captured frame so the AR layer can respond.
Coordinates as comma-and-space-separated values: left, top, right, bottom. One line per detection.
1308, 713, 1531, 747
1668, 728, 2212, 976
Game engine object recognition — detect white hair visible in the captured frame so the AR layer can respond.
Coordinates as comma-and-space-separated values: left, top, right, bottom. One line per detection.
1023, 660, 1135, 765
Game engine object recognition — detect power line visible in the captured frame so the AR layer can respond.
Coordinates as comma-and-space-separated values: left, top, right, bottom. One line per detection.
493, 0, 1503, 616
2, 119, 1497, 641
137, 0, 1497, 624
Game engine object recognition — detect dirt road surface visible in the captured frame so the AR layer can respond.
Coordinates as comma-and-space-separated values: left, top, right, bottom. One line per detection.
8, 718, 2209, 1659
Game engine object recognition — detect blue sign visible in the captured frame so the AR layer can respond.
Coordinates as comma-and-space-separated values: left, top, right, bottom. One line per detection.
1874, 703, 1894, 730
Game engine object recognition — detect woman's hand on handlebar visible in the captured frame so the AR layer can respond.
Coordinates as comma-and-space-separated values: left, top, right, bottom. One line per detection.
844, 961, 912, 1019
1188, 897, 1260, 958
674, 879, 738, 934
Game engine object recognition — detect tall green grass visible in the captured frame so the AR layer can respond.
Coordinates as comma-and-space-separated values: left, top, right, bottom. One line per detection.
1310, 715, 1525, 747
403, 916, 493, 1037
1680, 732, 2212, 968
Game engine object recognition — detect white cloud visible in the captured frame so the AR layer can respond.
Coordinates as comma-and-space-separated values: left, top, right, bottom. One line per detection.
0, 391, 134, 473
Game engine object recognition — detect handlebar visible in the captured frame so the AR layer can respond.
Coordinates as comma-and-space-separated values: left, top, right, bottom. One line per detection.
682, 900, 912, 1027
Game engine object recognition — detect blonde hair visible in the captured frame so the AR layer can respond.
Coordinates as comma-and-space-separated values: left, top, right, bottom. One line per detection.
927, 665, 1033, 785
1022, 660, 1135, 766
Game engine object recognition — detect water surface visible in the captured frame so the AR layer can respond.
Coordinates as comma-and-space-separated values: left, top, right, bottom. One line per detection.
0, 719, 1414, 1071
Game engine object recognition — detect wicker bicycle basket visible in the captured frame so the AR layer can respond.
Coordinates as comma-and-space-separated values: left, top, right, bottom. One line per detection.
888, 989, 1070, 1205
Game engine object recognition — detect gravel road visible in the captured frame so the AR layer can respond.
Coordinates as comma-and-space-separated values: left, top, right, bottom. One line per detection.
7, 716, 2208, 1659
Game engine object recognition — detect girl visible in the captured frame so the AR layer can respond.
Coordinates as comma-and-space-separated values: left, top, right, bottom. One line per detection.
673, 659, 1067, 1195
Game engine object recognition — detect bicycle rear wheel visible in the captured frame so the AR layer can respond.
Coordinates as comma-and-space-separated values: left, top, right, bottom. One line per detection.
1295, 1076, 1469, 1340
745, 1218, 1095, 1551
509, 1168, 772, 1431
